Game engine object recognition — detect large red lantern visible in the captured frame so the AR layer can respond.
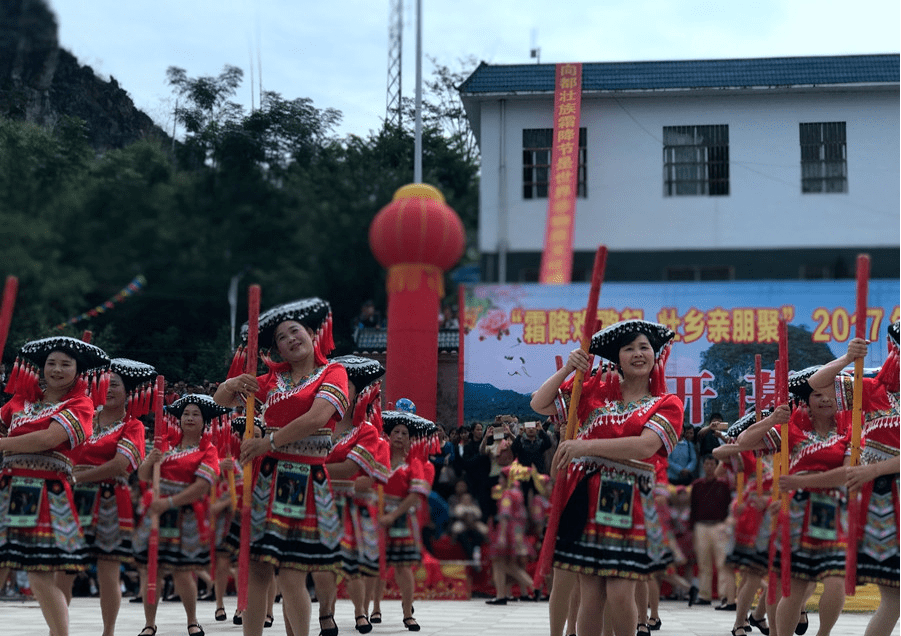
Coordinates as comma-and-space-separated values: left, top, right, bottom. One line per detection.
368, 184, 465, 421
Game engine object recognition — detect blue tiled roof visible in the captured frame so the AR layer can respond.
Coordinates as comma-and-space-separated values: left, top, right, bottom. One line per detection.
458, 54, 899, 94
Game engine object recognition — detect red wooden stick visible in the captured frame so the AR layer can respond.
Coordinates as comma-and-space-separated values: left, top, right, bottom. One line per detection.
237, 285, 261, 612
755, 354, 764, 496
146, 375, 165, 605
533, 247, 607, 589
0, 276, 18, 358
564, 245, 607, 441
777, 317, 792, 598
846, 253, 870, 595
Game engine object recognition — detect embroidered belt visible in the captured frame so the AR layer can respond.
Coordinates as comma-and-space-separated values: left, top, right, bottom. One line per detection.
2, 454, 72, 478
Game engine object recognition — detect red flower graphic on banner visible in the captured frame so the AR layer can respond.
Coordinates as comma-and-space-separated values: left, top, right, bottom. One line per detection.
478, 308, 511, 341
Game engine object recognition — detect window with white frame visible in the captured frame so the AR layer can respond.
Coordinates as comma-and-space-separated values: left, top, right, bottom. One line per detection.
522, 128, 587, 199
663, 125, 729, 196
799, 122, 847, 193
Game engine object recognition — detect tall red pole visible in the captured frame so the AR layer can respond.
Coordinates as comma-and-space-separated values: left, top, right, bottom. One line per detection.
237, 285, 260, 612
146, 375, 165, 605
846, 254, 870, 595
565, 245, 607, 441
0, 276, 18, 359
777, 317, 791, 598
754, 355, 763, 496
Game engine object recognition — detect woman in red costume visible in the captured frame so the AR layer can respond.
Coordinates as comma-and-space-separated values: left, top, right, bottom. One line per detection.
715, 411, 775, 636
0, 336, 110, 636
807, 321, 899, 636
484, 462, 538, 605
214, 298, 348, 636
737, 367, 852, 636
531, 320, 683, 636
317, 355, 388, 634
57, 357, 154, 636
209, 415, 272, 626
370, 409, 432, 632
133, 393, 226, 636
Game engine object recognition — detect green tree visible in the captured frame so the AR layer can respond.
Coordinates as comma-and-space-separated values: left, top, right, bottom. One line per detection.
0, 117, 94, 346
167, 64, 244, 169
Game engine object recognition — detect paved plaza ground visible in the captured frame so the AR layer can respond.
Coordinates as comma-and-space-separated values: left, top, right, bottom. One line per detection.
0, 596, 895, 636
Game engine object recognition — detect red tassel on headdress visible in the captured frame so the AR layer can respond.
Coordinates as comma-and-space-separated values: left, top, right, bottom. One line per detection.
876, 341, 899, 393
321, 311, 335, 355
650, 341, 672, 397
227, 346, 247, 380
98, 370, 109, 406
604, 364, 621, 402
4, 356, 22, 395
311, 311, 335, 366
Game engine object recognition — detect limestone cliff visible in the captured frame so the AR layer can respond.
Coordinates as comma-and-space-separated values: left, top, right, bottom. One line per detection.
0, 0, 168, 150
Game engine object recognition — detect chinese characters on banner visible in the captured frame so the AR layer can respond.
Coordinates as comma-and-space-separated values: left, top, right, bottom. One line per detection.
539, 63, 582, 285
462, 281, 900, 426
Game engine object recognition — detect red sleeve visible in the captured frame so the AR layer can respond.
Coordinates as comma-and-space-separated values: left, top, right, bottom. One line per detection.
409, 457, 431, 497
195, 441, 220, 485
118, 416, 147, 471
644, 394, 684, 458
348, 422, 388, 481
316, 363, 349, 421
53, 395, 95, 449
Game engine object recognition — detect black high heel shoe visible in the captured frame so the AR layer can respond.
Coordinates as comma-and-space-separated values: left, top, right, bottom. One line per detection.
354, 615, 372, 634
748, 614, 770, 635
318, 613, 338, 636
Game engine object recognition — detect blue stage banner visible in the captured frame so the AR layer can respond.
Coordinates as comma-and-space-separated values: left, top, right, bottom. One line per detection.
461, 280, 900, 427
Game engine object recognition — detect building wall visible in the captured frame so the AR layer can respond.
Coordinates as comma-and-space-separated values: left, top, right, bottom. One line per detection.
478, 87, 900, 260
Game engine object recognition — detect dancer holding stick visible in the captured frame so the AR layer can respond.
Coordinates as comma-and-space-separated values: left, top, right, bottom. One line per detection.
528, 246, 606, 636
134, 393, 226, 636
56, 358, 154, 636
531, 319, 683, 636
720, 408, 775, 636
807, 315, 899, 636
737, 360, 852, 636
0, 336, 109, 636
320, 355, 389, 634
214, 297, 348, 636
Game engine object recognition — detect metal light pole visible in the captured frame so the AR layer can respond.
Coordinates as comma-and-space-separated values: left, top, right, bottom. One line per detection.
414, 0, 423, 183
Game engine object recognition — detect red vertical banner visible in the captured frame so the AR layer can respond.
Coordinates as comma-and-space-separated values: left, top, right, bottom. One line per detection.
539, 63, 582, 284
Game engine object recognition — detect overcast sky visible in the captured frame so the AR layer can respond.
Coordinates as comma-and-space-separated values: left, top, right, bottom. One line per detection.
48, 0, 900, 138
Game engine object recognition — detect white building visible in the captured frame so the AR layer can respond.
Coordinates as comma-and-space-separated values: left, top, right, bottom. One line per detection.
458, 54, 900, 283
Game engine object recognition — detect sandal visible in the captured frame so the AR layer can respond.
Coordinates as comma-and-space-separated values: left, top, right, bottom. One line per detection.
214, 607, 227, 622
731, 628, 749, 636
748, 614, 770, 635
636, 624, 650, 636
264, 613, 274, 628
187, 624, 205, 636
369, 611, 381, 624
403, 616, 420, 632
795, 611, 809, 635
138, 627, 157, 636
355, 615, 373, 634
233, 610, 243, 626
319, 613, 339, 636
647, 616, 662, 630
